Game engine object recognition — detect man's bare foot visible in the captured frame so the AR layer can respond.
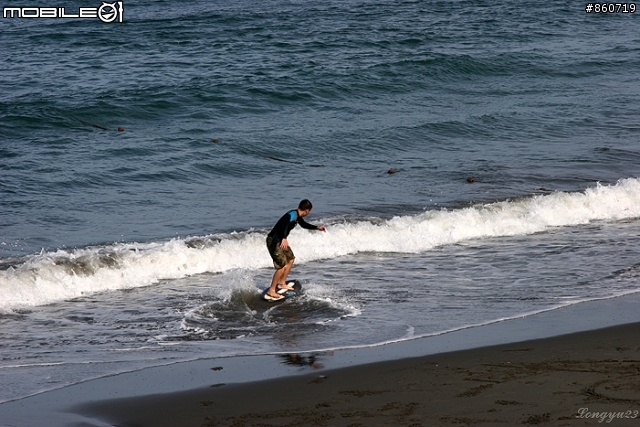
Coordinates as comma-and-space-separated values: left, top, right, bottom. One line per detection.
265, 291, 284, 301
277, 282, 295, 292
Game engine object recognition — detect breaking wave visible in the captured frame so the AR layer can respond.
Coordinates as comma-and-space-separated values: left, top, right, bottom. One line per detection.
2, 178, 640, 312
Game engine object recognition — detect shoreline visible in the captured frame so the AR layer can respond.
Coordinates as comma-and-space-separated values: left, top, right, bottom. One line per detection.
79, 322, 640, 427
1, 292, 640, 426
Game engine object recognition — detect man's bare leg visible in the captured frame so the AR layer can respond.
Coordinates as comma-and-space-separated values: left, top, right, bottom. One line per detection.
267, 266, 287, 299
277, 259, 295, 291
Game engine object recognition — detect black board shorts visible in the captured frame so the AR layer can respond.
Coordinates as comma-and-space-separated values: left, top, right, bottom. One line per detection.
266, 236, 295, 269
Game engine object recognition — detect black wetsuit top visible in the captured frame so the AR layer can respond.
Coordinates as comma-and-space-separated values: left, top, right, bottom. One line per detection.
268, 210, 318, 242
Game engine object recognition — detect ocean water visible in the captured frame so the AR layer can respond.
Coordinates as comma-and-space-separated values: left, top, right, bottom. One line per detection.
1, 0, 640, 403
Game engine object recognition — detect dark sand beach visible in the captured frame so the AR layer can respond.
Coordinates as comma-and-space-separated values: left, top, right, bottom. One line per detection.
78, 322, 640, 427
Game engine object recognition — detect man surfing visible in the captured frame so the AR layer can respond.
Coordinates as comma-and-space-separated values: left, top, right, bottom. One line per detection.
265, 199, 326, 301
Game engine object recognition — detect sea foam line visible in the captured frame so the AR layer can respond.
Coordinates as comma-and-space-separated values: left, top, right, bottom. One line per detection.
2, 178, 640, 311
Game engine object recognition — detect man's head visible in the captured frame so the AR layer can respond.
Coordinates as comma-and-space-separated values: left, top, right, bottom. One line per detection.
298, 199, 312, 217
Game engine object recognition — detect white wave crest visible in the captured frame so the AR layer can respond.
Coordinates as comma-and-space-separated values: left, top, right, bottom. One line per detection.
2, 178, 640, 311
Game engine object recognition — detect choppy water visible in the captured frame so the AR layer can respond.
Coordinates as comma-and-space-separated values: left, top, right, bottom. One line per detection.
1, 0, 640, 403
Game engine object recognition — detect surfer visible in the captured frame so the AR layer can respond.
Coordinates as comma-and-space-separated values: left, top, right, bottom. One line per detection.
265, 199, 326, 301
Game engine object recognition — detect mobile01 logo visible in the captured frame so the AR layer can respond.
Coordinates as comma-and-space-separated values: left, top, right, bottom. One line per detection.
3, 1, 123, 23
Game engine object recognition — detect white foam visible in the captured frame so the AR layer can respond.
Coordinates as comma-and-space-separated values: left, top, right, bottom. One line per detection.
2, 178, 640, 311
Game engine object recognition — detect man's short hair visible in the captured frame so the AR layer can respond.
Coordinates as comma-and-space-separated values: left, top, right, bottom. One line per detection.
298, 199, 313, 211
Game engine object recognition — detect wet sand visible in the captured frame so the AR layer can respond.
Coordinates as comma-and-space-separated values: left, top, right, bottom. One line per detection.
78, 321, 640, 427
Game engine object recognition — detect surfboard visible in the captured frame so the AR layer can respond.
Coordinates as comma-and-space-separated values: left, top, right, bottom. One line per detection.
261, 279, 302, 302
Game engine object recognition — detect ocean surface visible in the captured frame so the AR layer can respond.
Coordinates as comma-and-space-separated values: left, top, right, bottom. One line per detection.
1, 0, 640, 403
